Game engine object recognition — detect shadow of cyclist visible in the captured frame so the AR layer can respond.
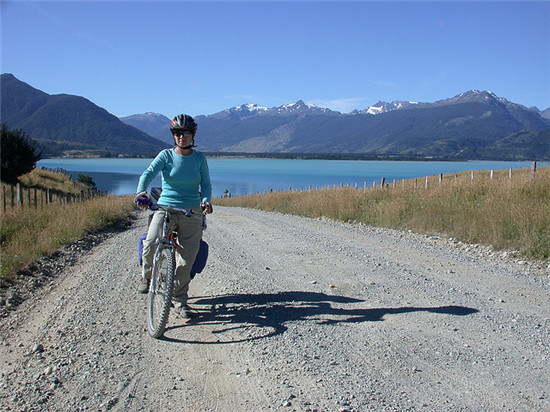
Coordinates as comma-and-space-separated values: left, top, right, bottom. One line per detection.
161, 291, 478, 344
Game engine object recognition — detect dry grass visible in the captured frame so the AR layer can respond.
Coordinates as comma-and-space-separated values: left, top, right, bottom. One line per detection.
18, 168, 89, 194
215, 166, 550, 260
0, 195, 135, 280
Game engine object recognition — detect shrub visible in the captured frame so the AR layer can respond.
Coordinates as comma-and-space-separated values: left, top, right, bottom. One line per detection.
1, 124, 42, 184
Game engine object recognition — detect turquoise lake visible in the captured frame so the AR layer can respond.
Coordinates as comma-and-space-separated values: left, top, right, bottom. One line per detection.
37, 157, 542, 197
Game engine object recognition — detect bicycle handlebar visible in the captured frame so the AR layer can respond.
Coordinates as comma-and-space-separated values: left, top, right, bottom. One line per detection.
152, 204, 207, 220
152, 204, 192, 216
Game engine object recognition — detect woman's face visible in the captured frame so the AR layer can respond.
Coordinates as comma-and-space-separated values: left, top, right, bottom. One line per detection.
173, 130, 194, 147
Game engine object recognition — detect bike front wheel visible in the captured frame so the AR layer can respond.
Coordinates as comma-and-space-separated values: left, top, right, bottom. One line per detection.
147, 245, 175, 338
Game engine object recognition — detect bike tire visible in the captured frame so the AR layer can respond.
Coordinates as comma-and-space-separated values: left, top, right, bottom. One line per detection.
147, 245, 175, 338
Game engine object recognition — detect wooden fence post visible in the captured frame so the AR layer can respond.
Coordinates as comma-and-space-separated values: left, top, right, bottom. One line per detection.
425, 176, 429, 189
531, 161, 537, 180
380, 177, 385, 189
16, 183, 22, 206
439, 173, 443, 186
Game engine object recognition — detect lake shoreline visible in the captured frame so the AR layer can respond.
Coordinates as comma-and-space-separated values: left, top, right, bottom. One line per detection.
41, 152, 513, 162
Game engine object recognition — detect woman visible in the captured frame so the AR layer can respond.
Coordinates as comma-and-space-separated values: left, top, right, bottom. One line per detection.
134, 114, 212, 318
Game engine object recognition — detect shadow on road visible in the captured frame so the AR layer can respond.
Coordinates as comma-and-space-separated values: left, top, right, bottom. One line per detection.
162, 291, 478, 344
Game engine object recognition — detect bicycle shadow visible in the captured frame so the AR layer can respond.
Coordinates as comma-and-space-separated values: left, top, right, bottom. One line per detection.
161, 291, 478, 344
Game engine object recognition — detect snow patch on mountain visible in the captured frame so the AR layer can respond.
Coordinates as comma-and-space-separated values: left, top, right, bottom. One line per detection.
225, 103, 269, 114
351, 100, 420, 115
276, 100, 334, 114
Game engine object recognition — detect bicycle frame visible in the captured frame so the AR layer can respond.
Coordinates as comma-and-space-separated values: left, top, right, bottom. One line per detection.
153, 209, 177, 265
151, 204, 202, 264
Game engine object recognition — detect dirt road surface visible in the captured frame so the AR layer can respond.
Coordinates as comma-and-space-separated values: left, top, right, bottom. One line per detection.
1, 206, 548, 411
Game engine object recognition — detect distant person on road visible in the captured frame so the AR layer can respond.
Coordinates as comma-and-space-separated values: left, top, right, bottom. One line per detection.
134, 114, 213, 318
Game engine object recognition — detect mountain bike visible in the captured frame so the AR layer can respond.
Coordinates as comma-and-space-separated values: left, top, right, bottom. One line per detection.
147, 204, 205, 338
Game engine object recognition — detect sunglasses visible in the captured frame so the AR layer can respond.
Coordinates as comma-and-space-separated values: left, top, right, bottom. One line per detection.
173, 131, 194, 138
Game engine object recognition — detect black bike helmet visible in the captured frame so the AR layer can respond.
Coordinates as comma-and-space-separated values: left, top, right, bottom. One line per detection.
170, 114, 198, 133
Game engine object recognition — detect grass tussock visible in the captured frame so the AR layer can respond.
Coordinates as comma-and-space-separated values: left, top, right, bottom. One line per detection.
0, 195, 135, 280
215, 166, 550, 261
18, 168, 88, 194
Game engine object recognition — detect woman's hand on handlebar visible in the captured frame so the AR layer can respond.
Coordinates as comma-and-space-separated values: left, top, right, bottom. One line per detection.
201, 202, 213, 214
134, 192, 151, 209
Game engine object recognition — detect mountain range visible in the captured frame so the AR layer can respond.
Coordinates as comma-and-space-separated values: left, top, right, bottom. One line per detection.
122, 92, 550, 160
2, 73, 549, 160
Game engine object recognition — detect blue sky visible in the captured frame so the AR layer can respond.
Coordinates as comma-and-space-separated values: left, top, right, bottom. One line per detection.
2, 1, 549, 118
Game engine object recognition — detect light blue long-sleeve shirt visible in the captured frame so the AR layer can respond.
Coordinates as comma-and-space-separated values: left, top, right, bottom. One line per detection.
136, 149, 212, 208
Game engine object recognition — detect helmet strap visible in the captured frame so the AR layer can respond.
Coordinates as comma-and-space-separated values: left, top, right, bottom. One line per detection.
174, 139, 196, 151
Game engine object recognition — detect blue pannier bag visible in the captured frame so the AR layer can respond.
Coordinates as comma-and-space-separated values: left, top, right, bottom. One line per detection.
191, 240, 209, 277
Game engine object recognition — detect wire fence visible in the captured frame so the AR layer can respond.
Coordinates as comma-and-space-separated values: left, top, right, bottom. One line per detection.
2, 183, 107, 212
281, 162, 542, 193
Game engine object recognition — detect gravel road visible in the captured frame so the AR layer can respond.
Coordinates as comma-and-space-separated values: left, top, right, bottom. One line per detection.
1, 206, 549, 411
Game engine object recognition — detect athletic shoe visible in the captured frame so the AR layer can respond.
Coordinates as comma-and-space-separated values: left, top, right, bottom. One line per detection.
138, 277, 150, 294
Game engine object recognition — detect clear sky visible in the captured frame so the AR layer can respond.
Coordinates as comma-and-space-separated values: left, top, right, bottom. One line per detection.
2, 1, 549, 118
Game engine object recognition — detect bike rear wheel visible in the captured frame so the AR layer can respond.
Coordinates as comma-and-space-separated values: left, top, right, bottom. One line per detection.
147, 245, 175, 338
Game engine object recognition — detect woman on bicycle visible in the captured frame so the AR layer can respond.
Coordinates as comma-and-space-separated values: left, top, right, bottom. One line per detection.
134, 114, 213, 318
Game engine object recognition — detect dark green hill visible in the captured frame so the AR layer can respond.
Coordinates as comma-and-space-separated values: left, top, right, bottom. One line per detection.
1, 74, 168, 157
461, 129, 550, 161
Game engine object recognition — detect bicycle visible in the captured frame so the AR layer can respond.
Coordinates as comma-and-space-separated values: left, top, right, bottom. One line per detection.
146, 204, 205, 338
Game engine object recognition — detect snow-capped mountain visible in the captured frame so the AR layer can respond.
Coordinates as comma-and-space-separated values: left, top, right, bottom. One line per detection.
431, 90, 528, 111
207, 103, 270, 120
351, 100, 422, 116
351, 90, 531, 116
224, 103, 269, 115
210, 100, 339, 120
274, 100, 337, 115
